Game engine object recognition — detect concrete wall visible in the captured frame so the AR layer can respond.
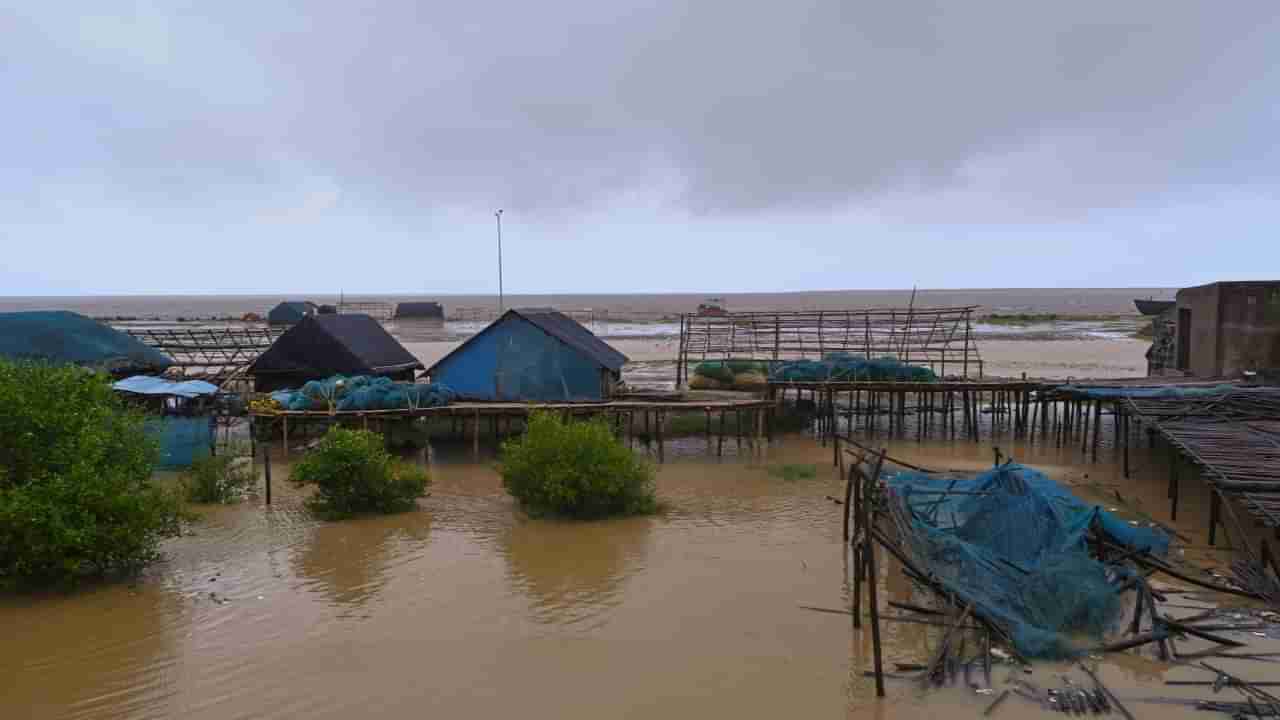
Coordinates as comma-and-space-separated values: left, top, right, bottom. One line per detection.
1175, 281, 1280, 377
1218, 283, 1280, 375
1175, 283, 1220, 376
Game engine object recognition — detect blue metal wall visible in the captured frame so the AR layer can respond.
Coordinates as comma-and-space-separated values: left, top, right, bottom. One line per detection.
433, 316, 605, 401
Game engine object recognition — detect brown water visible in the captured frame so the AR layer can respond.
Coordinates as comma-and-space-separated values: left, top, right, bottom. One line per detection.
2, 433, 1273, 720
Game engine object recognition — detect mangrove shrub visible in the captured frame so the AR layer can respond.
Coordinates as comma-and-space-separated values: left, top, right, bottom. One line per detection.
183, 451, 255, 504
499, 411, 658, 519
289, 427, 429, 519
0, 360, 184, 587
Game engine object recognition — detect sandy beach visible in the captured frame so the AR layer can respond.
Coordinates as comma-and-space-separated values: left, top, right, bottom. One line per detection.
405, 335, 1150, 385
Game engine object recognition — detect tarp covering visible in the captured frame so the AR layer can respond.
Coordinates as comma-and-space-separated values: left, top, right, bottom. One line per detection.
251, 314, 423, 380
0, 311, 173, 374
1056, 383, 1238, 399
268, 301, 317, 325
114, 376, 219, 398
146, 416, 213, 469
770, 353, 938, 383
886, 463, 1169, 658
268, 375, 455, 412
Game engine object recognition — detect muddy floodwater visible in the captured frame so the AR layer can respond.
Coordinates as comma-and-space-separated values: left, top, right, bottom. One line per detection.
2, 432, 1275, 720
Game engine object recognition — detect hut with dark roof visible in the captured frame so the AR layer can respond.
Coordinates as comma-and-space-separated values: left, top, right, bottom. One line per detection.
424, 308, 627, 401
248, 314, 424, 391
0, 310, 173, 377
394, 301, 444, 320
267, 301, 319, 326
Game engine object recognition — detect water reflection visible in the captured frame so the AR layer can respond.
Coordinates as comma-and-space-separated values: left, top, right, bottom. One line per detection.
291, 513, 432, 610
0, 582, 182, 719
499, 514, 653, 627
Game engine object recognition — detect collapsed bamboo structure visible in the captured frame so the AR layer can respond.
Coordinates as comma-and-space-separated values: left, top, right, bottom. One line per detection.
838, 437, 1279, 708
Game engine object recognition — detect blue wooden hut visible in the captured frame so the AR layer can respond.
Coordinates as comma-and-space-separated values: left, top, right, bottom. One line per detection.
425, 309, 627, 401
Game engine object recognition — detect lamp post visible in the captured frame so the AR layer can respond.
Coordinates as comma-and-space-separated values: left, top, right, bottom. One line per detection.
495, 209, 504, 314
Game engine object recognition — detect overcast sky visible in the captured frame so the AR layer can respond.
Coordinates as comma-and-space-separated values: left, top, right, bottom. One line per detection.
4, 2, 1279, 295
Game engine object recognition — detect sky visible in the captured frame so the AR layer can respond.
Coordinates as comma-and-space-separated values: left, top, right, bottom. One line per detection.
3, 1, 1279, 296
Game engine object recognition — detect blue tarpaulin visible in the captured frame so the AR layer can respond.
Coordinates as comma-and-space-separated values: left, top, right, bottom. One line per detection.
146, 416, 214, 469
0, 311, 172, 373
114, 376, 220, 398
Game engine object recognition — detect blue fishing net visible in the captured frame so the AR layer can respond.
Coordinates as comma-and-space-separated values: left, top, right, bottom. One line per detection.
269, 375, 455, 412
885, 463, 1169, 658
771, 353, 938, 382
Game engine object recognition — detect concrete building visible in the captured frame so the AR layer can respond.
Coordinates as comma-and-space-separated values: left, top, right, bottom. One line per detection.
1173, 281, 1280, 377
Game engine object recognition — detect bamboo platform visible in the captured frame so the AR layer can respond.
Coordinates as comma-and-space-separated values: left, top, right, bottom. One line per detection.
770, 379, 1045, 453
127, 327, 281, 382
677, 306, 984, 387
250, 397, 775, 462
1123, 387, 1280, 541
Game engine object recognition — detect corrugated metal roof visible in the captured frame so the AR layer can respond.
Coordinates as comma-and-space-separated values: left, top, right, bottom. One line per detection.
514, 308, 628, 372
424, 308, 628, 377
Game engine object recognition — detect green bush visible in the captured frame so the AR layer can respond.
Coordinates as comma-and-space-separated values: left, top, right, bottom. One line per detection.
184, 451, 254, 504
289, 427, 428, 519
0, 360, 185, 587
499, 411, 658, 519
766, 463, 817, 481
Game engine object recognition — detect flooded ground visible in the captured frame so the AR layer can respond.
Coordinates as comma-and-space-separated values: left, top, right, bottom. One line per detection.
2, 430, 1274, 720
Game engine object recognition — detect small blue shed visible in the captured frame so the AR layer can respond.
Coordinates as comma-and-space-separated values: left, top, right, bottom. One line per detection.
426, 309, 627, 401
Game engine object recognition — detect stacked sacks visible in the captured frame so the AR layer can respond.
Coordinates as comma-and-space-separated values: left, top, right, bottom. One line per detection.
690, 360, 770, 390
770, 353, 938, 383
269, 375, 456, 412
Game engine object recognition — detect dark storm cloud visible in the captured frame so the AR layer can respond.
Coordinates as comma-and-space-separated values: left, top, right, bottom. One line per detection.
6, 1, 1280, 216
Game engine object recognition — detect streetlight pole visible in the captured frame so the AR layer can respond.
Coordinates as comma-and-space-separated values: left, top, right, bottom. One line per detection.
495, 209, 504, 314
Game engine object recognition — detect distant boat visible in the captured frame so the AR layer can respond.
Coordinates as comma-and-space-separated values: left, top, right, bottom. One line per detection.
1134, 298, 1175, 316
696, 298, 728, 317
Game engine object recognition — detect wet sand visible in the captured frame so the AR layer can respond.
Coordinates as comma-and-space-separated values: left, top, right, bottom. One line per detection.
2, 429, 1273, 720
406, 336, 1150, 383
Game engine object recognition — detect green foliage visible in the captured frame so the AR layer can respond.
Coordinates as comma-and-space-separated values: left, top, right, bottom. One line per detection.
663, 408, 809, 437
984, 313, 1061, 325
183, 450, 254, 504
766, 463, 817, 481
289, 427, 429, 519
499, 411, 658, 519
0, 360, 184, 587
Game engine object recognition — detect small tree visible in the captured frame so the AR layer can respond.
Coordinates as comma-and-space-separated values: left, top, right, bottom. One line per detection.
0, 360, 184, 588
183, 451, 254, 504
289, 427, 428, 519
500, 411, 658, 519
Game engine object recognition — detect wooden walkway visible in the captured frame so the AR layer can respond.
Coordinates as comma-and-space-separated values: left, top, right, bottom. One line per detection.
251, 396, 775, 462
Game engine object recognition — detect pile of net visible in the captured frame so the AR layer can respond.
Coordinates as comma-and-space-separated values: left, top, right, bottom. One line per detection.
690, 360, 769, 390
267, 375, 456, 412
771, 353, 938, 383
884, 463, 1169, 658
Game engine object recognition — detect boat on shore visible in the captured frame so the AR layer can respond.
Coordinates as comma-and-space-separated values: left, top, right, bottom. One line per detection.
1134, 298, 1175, 316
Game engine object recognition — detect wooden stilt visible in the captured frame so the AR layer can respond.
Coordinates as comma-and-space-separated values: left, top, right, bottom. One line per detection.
718, 411, 726, 457
263, 444, 272, 506
1209, 491, 1220, 547
656, 410, 665, 464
